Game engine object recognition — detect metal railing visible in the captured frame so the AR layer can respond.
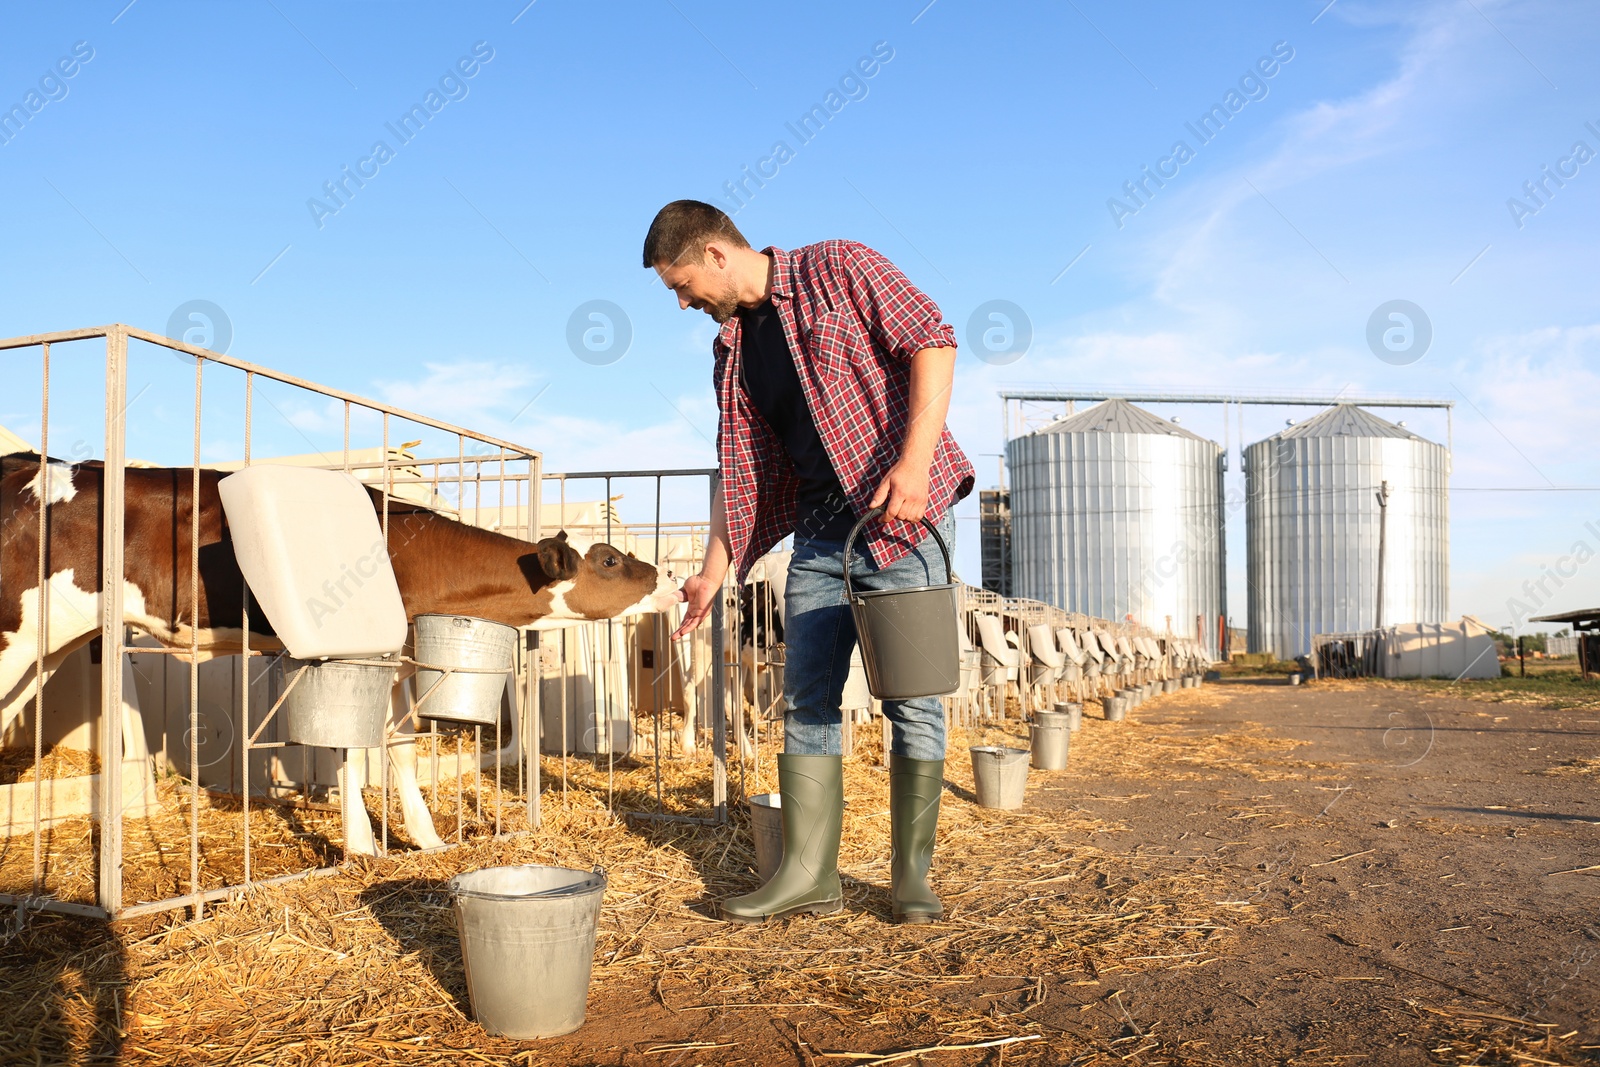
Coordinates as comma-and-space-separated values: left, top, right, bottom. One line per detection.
0, 324, 541, 923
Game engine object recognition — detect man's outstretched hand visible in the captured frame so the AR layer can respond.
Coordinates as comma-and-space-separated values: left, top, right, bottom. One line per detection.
672, 573, 718, 638
869, 459, 931, 524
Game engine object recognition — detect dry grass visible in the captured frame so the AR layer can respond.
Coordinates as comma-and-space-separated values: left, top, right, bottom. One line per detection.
0, 705, 1269, 1066
1535, 757, 1600, 777
0, 744, 99, 785
3, 682, 1583, 1065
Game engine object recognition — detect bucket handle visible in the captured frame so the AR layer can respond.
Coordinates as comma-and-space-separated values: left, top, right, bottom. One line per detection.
841, 505, 952, 603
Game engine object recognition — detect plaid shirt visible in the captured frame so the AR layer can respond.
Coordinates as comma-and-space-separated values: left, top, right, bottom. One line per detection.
714, 240, 974, 582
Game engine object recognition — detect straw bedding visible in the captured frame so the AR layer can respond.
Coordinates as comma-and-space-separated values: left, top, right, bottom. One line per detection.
0, 744, 99, 784
0, 687, 1579, 1064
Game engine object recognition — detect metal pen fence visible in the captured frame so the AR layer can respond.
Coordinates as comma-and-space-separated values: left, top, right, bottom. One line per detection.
0, 324, 543, 924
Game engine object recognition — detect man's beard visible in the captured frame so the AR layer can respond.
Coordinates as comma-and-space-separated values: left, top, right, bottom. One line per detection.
706, 278, 741, 323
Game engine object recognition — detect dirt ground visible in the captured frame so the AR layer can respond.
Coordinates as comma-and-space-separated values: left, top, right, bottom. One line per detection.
2, 675, 1597, 1066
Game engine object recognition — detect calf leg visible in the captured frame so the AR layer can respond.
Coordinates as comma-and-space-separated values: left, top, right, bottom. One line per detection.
675, 634, 701, 755
389, 738, 444, 849
387, 679, 444, 850
339, 751, 378, 857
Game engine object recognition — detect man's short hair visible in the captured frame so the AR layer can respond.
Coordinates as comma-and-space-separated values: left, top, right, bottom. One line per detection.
642, 200, 750, 268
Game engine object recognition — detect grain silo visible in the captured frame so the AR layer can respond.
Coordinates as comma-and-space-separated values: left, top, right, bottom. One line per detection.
1006, 399, 1224, 647
1245, 404, 1449, 657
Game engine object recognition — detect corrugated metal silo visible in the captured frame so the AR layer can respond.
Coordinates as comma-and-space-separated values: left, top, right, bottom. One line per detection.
1006, 399, 1224, 647
1245, 404, 1449, 657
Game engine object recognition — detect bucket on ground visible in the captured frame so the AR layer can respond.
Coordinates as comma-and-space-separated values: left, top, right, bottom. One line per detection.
748, 793, 783, 884
970, 746, 1029, 809
1105, 696, 1128, 722
1030, 725, 1070, 771
281, 658, 395, 748
843, 507, 959, 700
1033, 709, 1071, 731
449, 864, 606, 1040
1163, 678, 1179, 693
414, 614, 518, 726
1053, 701, 1084, 730
1288, 673, 1303, 685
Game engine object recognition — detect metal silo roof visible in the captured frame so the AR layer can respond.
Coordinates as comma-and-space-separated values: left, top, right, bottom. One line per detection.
1039, 398, 1210, 441
1276, 403, 1424, 441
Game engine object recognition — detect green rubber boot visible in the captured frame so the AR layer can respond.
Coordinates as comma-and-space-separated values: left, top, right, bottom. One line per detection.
722, 755, 844, 924
890, 756, 945, 924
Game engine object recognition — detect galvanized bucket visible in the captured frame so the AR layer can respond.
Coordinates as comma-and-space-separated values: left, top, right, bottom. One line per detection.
414, 614, 517, 726
1030, 725, 1071, 771
843, 508, 959, 700
281, 658, 395, 748
1163, 678, 1180, 694
449, 864, 606, 1040
1104, 696, 1128, 722
1033, 710, 1072, 731
970, 746, 1029, 809
748, 794, 784, 884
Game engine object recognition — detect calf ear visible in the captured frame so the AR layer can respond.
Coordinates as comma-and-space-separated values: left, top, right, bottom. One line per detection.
534, 535, 581, 580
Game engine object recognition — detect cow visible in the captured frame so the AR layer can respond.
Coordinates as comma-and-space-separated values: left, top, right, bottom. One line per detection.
0, 453, 681, 855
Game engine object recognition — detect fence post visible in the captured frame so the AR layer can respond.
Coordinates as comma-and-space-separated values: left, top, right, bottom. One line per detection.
709, 477, 728, 824
99, 326, 129, 917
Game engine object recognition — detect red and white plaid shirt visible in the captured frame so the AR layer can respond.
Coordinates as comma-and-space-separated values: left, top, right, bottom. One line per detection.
714, 240, 974, 582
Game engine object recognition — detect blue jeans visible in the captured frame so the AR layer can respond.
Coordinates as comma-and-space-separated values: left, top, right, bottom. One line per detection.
782, 511, 955, 761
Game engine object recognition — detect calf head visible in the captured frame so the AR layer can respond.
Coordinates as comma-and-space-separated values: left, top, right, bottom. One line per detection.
523, 531, 681, 627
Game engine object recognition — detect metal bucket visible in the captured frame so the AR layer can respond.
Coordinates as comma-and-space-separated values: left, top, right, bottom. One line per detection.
281, 658, 395, 748
1182, 675, 1198, 688
1120, 687, 1140, 707
1105, 696, 1128, 722
1030, 725, 1070, 771
748, 793, 784, 884
449, 864, 606, 1040
844, 508, 959, 700
1054, 701, 1084, 731
1288, 673, 1303, 686
970, 746, 1028, 809
1033, 710, 1071, 731
1163, 678, 1179, 694
414, 614, 518, 726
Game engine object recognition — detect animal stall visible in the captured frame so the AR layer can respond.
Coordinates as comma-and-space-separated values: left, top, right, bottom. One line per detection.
0, 324, 555, 923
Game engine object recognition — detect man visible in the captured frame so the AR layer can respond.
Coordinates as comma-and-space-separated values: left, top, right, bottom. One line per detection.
644, 200, 973, 924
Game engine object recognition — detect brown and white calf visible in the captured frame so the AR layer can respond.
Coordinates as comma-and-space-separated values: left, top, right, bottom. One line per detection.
0, 454, 680, 853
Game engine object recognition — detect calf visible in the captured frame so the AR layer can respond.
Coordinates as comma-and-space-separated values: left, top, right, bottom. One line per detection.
0, 454, 680, 854
737, 579, 785, 721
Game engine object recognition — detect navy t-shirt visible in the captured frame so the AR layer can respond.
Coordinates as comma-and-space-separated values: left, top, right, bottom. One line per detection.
737, 299, 857, 541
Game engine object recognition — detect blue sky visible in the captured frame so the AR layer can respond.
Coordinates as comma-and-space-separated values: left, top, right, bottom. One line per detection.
1, 0, 1596, 634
